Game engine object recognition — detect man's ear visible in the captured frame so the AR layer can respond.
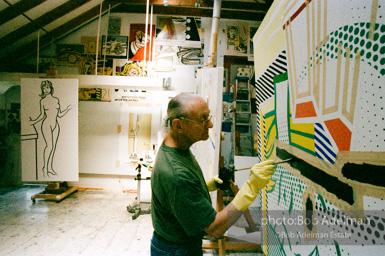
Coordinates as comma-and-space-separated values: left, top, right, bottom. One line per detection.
171, 118, 184, 133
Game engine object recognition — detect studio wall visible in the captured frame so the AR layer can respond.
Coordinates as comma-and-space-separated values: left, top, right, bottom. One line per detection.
78, 91, 164, 176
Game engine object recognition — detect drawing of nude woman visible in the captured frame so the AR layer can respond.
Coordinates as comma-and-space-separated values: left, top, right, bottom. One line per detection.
29, 80, 71, 177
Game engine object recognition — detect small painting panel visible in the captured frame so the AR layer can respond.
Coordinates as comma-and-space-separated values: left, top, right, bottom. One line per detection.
108, 16, 121, 35
101, 35, 128, 58
56, 44, 84, 65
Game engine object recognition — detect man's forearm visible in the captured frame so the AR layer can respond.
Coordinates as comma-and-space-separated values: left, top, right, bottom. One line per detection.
203, 202, 243, 239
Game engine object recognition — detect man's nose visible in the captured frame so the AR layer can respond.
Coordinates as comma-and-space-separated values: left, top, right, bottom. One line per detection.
208, 119, 214, 128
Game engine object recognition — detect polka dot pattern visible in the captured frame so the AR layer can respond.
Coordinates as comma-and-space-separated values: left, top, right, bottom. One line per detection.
315, 23, 385, 76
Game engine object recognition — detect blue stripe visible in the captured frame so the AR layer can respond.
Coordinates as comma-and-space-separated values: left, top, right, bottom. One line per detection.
314, 133, 336, 157
315, 143, 334, 163
315, 122, 324, 131
315, 123, 332, 146
315, 137, 337, 158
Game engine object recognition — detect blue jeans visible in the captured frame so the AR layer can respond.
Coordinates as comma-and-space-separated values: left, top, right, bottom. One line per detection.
151, 232, 203, 256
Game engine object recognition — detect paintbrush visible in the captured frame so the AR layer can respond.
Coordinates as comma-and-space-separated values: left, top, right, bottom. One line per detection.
236, 158, 293, 171
274, 158, 293, 165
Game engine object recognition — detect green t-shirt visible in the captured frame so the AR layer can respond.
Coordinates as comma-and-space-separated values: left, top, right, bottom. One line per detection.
151, 143, 217, 244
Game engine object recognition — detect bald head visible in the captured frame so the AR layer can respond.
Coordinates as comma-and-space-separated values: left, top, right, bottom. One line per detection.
163, 93, 212, 148
167, 93, 202, 124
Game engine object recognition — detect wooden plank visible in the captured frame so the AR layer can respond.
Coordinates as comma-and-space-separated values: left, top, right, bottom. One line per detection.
225, 240, 261, 250
78, 187, 104, 192
202, 240, 261, 250
31, 186, 79, 202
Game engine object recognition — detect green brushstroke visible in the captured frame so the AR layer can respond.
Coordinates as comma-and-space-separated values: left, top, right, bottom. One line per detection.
335, 240, 342, 256
291, 129, 315, 139
317, 194, 327, 210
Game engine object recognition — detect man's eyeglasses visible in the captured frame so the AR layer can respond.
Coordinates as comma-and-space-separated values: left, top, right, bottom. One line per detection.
180, 115, 212, 126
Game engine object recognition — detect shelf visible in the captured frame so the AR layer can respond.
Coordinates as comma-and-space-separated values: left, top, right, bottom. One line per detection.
236, 125, 250, 133
236, 102, 250, 112
235, 76, 250, 81
236, 89, 249, 100
236, 113, 250, 123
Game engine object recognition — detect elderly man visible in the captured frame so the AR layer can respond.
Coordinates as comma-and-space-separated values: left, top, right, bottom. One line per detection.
151, 93, 275, 255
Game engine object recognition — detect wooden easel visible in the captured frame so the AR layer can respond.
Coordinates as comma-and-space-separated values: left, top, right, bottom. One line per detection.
202, 117, 261, 254
202, 182, 261, 255
31, 182, 78, 203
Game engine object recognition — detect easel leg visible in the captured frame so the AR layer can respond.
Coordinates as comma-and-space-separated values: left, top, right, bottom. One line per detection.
218, 237, 226, 256
216, 190, 227, 255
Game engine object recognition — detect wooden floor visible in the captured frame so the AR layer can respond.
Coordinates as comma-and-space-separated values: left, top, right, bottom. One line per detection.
0, 185, 260, 256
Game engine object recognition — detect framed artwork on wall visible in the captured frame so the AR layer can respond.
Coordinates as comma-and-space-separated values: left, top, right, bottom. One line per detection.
81, 36, 102, 55
56, 44, 84, 65
108, 16, 121, 36
225, 22, 248, 56
101, 35, 128, 58
129, 24, 156, 61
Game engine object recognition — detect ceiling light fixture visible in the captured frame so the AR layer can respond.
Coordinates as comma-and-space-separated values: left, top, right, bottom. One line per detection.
163, 0, 169, 6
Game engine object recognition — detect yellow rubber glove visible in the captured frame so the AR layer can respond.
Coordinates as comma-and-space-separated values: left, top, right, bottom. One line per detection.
232, 160, 275, 211
206, 175, 223, 192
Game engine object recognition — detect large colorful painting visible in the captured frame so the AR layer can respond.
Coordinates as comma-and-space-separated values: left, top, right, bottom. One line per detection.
129, 24, 155, 61
20, 79, 78, 182
153, 16, 202, 71
253, 0, 385, 255
155, 16, 201, 47
114, 59, 147, 76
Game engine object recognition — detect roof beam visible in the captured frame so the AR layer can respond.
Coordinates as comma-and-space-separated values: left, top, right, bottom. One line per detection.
0, 0, 92, 49
0, 0, 47, 26
111, 4, 213, 17
110, 4, 267, 21
104, 0, 207, 7
0, 3, 118, 69
104, 0, 272, 12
